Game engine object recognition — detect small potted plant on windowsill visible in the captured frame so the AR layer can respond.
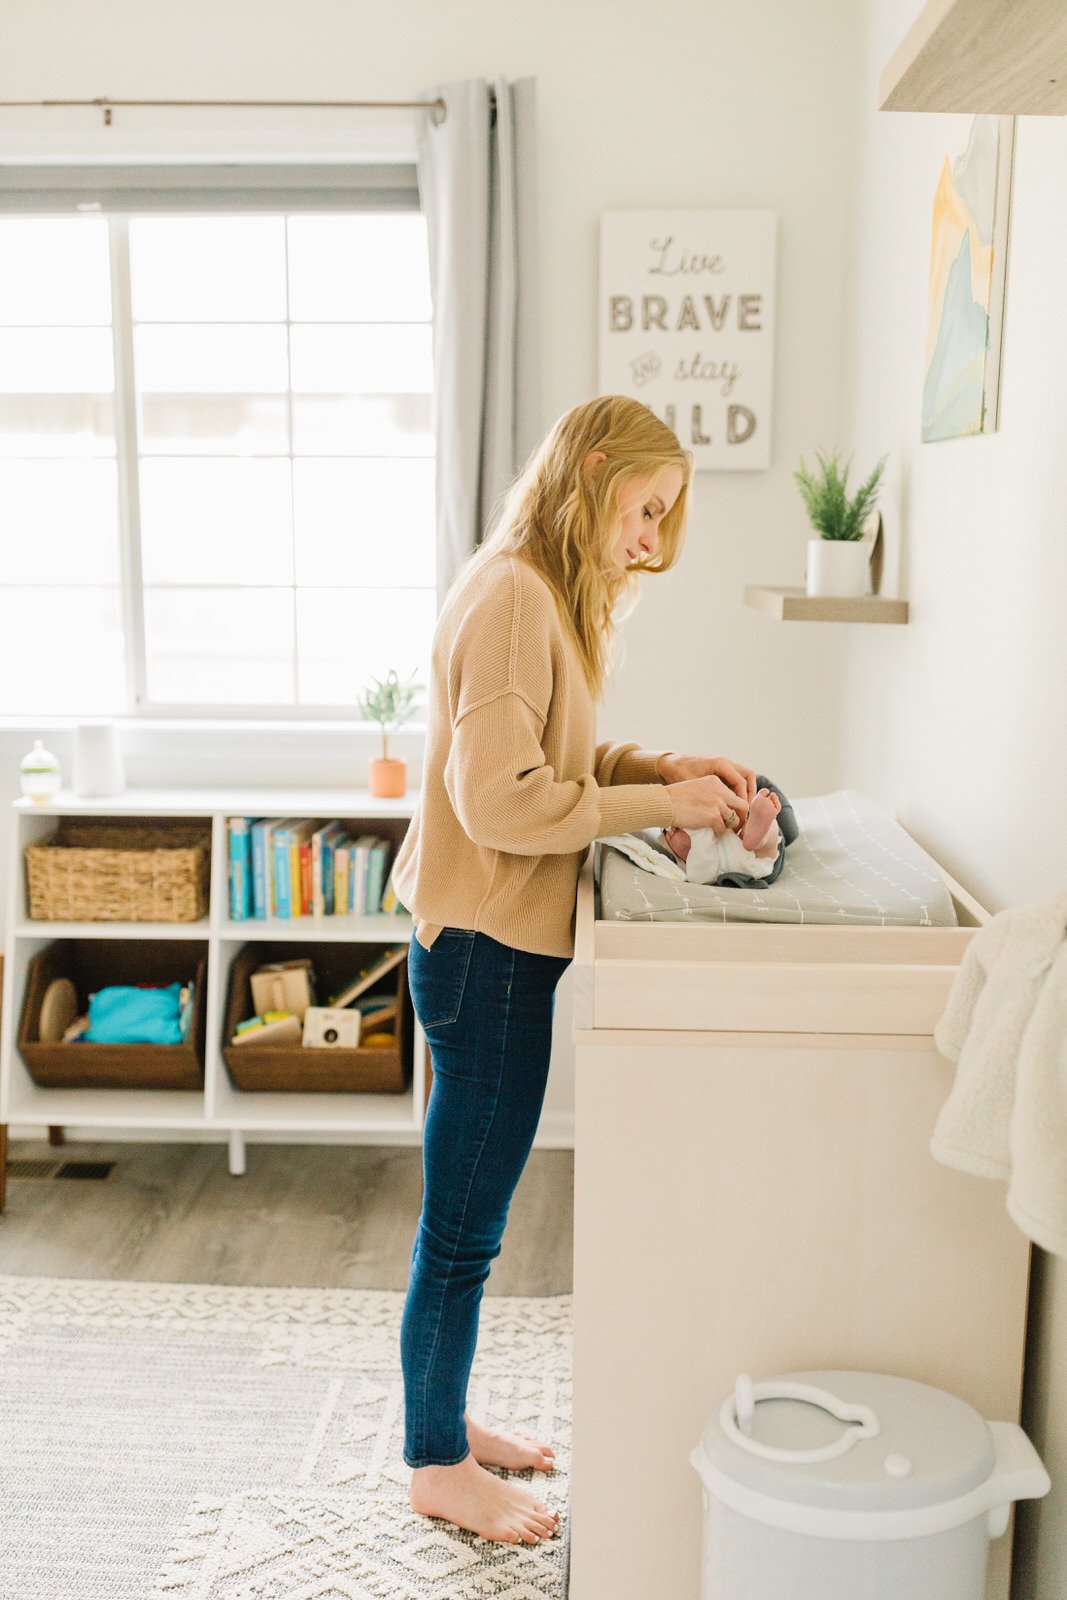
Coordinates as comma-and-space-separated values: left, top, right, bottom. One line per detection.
794, 447, 888, 599
358, 667, 424, 798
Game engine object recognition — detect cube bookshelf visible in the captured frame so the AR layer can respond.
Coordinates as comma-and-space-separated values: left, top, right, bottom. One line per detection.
0, 787, 430, 1210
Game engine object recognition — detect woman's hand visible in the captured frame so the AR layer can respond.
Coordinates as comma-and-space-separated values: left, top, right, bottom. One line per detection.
656, 752, 758, 805
664, 775, 751, 836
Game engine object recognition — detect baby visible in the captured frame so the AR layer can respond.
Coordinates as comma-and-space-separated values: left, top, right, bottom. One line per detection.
661, 774, 798, 888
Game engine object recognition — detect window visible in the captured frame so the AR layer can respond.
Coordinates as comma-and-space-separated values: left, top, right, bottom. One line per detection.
0, 164, 435, 718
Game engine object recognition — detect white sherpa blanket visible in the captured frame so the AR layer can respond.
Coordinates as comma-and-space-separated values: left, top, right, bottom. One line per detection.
931, 888, 1067, 1258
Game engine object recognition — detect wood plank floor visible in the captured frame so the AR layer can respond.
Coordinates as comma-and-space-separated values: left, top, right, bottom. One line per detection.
0, 1139, 574, 1294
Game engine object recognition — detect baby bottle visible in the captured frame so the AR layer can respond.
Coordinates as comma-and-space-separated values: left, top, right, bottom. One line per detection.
20, 738, 62, 803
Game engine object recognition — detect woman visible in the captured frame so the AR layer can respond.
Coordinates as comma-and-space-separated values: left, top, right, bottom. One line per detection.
391, 395, 758, 1546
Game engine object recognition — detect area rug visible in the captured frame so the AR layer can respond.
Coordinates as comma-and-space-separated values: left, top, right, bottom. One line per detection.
0, 1274, 571, 1599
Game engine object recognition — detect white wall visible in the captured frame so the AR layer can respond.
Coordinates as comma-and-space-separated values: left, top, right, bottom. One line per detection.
841, 3, 1067, 1594
3, 3, 1062, 1590
0, 0, 864, 1137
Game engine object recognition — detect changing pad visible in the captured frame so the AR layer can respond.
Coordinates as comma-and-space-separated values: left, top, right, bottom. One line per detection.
596, 789, 958, 927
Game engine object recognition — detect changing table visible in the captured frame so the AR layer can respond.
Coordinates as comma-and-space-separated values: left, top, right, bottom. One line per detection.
568, 804, 1031, 1600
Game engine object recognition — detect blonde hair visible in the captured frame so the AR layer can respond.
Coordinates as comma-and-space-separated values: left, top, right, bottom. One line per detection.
444, 395, 694, 700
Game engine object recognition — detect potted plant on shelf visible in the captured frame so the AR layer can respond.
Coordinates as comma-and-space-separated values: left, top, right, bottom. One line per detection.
358, 667, 424, 798
794, 447, 888, 599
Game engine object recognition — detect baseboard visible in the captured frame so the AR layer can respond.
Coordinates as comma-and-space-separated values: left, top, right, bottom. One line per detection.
7, 1114, 576, 1150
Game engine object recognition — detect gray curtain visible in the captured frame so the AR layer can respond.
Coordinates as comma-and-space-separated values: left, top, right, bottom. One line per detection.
417, 77, 540, 610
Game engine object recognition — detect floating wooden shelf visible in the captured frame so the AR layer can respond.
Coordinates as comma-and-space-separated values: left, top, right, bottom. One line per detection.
744, 586, 909, 624
879, 0, 1067, 115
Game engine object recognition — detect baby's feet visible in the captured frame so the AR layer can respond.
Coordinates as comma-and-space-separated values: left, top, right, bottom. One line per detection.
465, 1410, 555, 1471
740, 787, 781, 852
410, 1451, 560, 1544
663, 824, 692, 862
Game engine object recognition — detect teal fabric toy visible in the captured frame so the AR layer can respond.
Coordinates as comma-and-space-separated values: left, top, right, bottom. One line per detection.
84, 983, 185, 1045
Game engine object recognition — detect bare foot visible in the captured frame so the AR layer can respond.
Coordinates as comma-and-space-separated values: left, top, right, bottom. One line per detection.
465, 1409, 555, 1471
409, 1451, 560, 1544
740, 787, 781, 852
662, 824, 692, 862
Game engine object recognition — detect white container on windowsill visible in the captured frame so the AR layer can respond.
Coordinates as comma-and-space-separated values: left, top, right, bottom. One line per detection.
806, 538, 872, 599
72, 719, 126, 797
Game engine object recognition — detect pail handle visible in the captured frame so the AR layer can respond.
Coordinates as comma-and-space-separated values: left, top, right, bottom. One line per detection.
722, 1375, 881, 1463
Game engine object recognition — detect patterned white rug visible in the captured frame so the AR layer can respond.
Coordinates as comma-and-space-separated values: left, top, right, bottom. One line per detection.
0, 1274, 571, 1599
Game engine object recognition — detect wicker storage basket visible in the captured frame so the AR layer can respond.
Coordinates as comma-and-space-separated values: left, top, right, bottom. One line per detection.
223, 941, 413, 1094
18, 938, 207, 1089
26, 817, 211, 923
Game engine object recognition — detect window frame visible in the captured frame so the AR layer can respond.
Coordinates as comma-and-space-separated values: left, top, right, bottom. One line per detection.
2, 162, 433, 725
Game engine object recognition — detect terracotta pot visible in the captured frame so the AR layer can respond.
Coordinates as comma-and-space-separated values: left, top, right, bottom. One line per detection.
369, 757, 407, 798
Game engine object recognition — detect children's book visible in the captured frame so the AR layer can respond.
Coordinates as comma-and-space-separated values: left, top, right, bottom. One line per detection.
227, 817, 252, 921
313, 821, 347, 917
367, 838, 392, 915
356, 998, 397, 1026
300, 837, 312, 917
326, 944, 408, 1008
349, 835, 374, 916
333, 832, 352, 917
271, 819, 299, 919
250, 818, 280, 920
380, 862, 408, 916
230, 1012, 301, 1047
310, 822, 329, 918
287, 819, 318, 917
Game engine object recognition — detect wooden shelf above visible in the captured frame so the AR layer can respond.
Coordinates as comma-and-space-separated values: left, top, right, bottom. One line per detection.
879, 0, 1067, 115
744, 586, 909, 624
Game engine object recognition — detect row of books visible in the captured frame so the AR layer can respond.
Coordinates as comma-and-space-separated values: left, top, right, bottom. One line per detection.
226, 818, 408, 921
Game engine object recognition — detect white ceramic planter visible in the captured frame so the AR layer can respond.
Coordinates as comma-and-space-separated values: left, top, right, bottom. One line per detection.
806, 538, 872, 599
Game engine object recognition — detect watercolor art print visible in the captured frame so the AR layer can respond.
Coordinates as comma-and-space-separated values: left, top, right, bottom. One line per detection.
923, 113, 1014, 442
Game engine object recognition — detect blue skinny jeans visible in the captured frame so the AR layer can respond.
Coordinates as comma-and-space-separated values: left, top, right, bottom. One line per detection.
400, 926, 572, 1467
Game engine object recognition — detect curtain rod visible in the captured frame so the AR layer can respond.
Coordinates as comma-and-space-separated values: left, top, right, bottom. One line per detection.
0, 95, 462, 127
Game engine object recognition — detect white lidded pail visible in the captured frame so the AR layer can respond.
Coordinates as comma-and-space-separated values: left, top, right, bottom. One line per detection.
690, 1370, 1049, 1600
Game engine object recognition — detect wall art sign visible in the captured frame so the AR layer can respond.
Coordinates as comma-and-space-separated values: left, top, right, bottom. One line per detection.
598, 208, 777, 470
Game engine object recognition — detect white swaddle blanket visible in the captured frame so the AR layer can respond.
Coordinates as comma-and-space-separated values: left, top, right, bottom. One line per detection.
597, 825, 775, 884
931, 888, 1067, 1259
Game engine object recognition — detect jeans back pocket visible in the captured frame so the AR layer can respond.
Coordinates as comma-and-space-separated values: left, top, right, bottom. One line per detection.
409, 927, 476, 1029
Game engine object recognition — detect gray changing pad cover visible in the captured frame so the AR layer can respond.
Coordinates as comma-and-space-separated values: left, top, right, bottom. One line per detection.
597, 789, 958, 927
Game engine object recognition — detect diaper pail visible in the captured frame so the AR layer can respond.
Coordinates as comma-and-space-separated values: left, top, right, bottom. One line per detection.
690, 1369, 1050, 1600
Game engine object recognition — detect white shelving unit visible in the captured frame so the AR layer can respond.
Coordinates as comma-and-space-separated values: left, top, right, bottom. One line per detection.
0, 787, 429, 1200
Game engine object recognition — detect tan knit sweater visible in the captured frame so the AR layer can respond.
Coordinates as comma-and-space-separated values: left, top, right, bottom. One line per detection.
391, 553, 677, 958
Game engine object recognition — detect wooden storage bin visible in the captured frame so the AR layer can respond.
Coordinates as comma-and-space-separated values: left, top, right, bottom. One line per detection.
25, 816, 211, 923
18, 938, 207, 1089
222, 940, 413, 1094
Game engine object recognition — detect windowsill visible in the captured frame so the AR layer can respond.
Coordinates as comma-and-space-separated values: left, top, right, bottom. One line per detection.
0, 716, 429, 736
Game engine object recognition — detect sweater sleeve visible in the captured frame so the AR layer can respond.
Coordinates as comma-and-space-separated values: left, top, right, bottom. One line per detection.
444, 691, 676, 855
594, 742, 675, 786
443, 559, 675, 853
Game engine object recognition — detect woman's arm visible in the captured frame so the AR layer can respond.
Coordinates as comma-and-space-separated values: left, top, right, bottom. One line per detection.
593, 741, 676, 788
445, 693, 675, 855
